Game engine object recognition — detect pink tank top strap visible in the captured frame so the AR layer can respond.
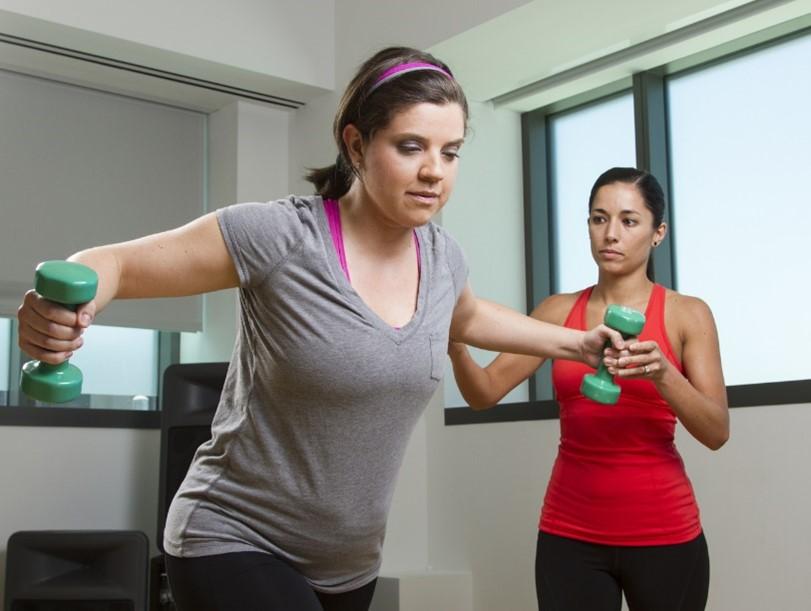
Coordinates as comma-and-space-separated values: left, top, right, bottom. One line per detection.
324, 198, 420, 284
323, 198, 351, 281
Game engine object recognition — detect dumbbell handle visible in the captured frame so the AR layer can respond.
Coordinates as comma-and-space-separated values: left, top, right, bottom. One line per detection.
580, 305, 645, 405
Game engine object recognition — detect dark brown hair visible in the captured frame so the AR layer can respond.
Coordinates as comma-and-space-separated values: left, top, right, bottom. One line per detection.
305, 47, 469, 200
589, 167, 666, 281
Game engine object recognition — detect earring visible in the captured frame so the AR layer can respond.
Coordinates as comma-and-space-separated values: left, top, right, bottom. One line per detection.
652, 241, 659, 247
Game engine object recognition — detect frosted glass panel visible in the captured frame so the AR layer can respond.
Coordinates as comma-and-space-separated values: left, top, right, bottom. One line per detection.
668, 33, 811, 385
0, 318, 9, 392
69, 326, 158, 397
550, 95, 636, 294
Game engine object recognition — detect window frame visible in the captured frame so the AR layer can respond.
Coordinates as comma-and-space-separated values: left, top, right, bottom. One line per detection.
0, 320, 178, 429
446, 27, 811, 425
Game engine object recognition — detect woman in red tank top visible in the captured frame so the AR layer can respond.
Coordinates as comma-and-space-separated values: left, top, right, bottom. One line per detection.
449, 168, 728, 611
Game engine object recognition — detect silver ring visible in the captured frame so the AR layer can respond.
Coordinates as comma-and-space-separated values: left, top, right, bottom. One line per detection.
643, 364, 650, 375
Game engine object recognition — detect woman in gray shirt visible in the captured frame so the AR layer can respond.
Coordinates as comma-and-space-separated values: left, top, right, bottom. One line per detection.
17, 46, 626, 611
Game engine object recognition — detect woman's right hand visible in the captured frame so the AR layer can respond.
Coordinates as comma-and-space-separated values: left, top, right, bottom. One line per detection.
580, 323, 626, 369
17, 290, 96, 364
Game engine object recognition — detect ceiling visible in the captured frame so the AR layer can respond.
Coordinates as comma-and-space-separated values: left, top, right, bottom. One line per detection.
429, 0, 811, 111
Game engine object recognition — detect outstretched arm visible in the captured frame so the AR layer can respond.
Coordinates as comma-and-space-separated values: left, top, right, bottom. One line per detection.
18, 213, 239, 364
448, 293, 574, 409
448, 344, 542, 410
450, 284, 622, 376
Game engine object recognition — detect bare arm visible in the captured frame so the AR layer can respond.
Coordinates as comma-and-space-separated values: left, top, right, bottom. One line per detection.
449, 284, 622, 381
18, 213, 239, 363
70, 212, 239, 308
448, 345, 542, 410
448, 293, 574, 410
610, 295, 729, 450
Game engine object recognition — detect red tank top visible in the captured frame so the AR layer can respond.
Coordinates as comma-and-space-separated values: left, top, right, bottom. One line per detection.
539, 284, 702, 546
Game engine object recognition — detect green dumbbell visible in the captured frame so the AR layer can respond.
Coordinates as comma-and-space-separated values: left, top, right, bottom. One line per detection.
20, 261, 98, 403
580, 304, 646, 405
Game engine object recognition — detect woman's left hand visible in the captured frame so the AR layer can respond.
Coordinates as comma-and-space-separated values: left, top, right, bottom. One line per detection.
606, 340, 669, 381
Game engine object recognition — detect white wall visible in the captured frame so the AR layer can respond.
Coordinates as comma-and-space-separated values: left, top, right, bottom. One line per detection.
0, 427, 160, 599
288, 0, 531, 194
0, 320, 9, 391
0, 0, 335, 89
181, 100, 292, 364
677, 405, 811, 611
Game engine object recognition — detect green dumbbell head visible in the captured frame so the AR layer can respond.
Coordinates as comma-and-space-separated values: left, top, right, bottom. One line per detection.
580, 304, 645, 405
604, 305, 646, 339
20, 261, 98, 403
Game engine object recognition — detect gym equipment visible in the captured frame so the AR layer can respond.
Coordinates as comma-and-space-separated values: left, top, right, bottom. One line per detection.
581, 304, 645, 405
5, 530, 149, 611
20, 260, 98, 403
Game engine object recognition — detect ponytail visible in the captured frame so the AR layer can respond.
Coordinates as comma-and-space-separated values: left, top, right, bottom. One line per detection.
305, 155, 356, 200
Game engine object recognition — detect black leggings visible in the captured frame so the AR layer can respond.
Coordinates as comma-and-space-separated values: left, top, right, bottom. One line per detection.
165, 552, 377, 611
535, 531, 709, 611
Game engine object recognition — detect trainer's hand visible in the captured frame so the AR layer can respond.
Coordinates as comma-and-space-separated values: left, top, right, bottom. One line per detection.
580, 324, 626, 369
17, 290, 96, 364
606, 340, 669, 381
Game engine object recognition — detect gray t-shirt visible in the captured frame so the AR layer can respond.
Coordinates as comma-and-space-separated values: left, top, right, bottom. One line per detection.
164, 195, 468, 593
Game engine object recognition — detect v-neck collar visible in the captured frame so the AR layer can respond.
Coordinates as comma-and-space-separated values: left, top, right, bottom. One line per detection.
314, 196, 429, 344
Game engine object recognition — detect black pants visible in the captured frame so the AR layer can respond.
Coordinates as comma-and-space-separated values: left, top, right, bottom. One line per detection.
536, 531, 709, 611
165, 552, 377, 611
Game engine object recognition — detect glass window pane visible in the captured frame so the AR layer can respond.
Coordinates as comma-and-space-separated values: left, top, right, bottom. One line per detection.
550, 94, 637, 293
69, 325, 158, 399
0, 318, 9, 392
668, 33, 811, 386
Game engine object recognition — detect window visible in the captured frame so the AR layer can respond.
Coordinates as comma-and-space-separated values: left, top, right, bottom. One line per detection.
550, 94, 636, 294
448, 29, 810, 425
6, 324, 174, 413
667, 33, 811, 386
66, 326, 160, 408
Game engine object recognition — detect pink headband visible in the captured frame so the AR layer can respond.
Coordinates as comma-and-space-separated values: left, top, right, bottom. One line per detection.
370, 61, 453, 93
